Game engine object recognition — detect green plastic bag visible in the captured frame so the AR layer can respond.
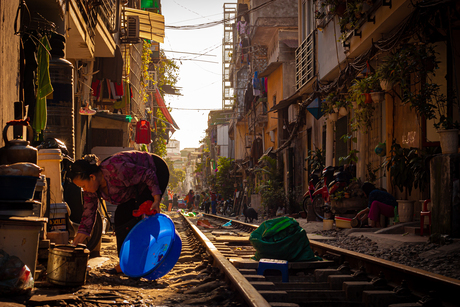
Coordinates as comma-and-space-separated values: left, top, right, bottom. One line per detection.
249, 216, 322, 262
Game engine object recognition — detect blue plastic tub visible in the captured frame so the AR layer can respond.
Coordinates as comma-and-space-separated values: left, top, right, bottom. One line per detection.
119, 213, 182, 280
0, 176, 38, 200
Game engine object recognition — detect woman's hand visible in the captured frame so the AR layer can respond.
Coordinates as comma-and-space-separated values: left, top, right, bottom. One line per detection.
150, 200, 161, 214
356, 208, 369, 221
72, 233, 89, 246
149, 194, 161, 214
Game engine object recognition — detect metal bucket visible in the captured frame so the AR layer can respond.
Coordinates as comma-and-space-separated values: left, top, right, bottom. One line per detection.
47, 243, 89, 286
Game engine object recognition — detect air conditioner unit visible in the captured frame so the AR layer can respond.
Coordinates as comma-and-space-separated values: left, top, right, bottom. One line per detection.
288, 104, 299, 123
127, 15, 140, 42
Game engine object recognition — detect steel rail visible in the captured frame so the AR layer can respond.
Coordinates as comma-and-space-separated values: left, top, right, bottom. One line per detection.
181, 214, 271, 307
309, 239, 460, 302
201, 213, 460, 304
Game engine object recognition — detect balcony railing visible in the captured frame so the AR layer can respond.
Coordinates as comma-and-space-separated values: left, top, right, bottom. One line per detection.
75, 0, 117, 39
255, 100, 268, 126
295, 31, 315, 91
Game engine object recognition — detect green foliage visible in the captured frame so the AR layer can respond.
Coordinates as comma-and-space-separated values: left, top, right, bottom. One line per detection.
214, 157, 235, 199
194, 161, 204, 174
365, 162, 381, 184
384, 141, 418, 198
164, 158, 185, 192
170, 168, 185, 191
255, 156, 286, 213
321, 92, 348, 114
410, 146, 441, 192
376, 43, 458, 129
338, 149, 359, 165
150, 108, 167, 157
331, 190, 345, 201
305, 148, 326, 173
157, 50, 180, 97
348, 77, 377, 132
141, 41, 153, 104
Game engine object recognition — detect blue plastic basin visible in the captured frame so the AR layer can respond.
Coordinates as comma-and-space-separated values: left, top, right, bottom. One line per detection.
119, 213, 182, 279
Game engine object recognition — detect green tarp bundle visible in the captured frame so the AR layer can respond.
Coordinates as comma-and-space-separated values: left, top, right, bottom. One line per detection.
249, 216, 322, 262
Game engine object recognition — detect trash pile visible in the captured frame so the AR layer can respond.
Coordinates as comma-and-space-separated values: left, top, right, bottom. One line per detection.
0, 249, 34, 295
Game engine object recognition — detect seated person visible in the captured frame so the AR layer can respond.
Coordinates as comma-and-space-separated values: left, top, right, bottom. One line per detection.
355, 182, 397, 227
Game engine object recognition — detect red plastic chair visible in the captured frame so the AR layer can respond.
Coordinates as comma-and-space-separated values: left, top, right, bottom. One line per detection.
420, 199, 431, 236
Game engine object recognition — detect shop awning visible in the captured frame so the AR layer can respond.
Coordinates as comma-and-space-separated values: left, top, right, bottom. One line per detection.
154, 88, 180, 130
124, 7, 165, 43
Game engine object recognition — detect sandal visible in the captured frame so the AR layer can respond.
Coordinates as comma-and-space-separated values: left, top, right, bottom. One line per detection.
104, 264, 122, 274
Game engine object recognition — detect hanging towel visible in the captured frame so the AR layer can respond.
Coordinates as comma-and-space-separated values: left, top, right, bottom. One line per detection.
91, 79, 101, 97
113, 80, 131, 109
32, 36, 53, 139
115, 81, 124, 97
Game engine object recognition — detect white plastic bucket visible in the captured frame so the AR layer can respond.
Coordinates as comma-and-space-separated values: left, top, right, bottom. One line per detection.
38, 149, 63, 203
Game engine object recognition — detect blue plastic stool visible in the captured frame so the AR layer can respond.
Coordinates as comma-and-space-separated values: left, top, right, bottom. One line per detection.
257, 258, 289, 282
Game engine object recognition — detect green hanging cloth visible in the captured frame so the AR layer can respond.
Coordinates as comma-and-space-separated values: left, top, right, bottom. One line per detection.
32, 36, 53, 140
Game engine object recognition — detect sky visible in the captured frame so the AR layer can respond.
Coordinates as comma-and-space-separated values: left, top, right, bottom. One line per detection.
161, 0, 232, 150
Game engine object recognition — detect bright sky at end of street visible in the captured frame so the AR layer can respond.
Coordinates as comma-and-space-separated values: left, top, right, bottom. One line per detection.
161, 0, 233, 151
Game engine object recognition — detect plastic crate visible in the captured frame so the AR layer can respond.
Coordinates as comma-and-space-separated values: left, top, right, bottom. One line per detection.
0, 175, 38, 200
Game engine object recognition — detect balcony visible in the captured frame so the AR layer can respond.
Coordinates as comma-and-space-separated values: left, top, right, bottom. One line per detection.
249, 0, 298, 46
295, 31, 315, 91
255, 99, 268, 126
67, 0, 117, 59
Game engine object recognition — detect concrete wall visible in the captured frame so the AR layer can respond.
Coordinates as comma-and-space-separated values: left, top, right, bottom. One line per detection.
251, 0, 298, 20
0, 2, 21, 145
265, 65, 283, 150
317, 17, 347, 81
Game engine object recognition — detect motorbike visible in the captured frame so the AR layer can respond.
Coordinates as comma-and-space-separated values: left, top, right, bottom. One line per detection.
303, 165, 355, 220
223, 198, 234, 216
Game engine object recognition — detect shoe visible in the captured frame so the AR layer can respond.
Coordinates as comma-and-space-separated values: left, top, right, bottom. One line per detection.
79, 108, 97, 115
104, 264, 122, 274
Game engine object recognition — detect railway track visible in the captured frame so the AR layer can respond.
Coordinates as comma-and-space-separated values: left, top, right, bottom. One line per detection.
178, 212, 460, 307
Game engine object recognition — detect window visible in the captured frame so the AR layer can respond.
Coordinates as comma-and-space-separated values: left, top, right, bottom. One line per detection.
301, 0, 315, 41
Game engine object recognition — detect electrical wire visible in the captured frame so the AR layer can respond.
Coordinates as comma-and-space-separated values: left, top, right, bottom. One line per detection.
165, 0, 280, 30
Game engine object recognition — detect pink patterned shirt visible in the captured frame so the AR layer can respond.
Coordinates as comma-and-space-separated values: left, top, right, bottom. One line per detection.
78, 151, 162, 236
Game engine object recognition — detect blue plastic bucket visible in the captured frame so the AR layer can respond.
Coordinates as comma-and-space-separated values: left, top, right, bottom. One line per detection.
119, 213, 182, 279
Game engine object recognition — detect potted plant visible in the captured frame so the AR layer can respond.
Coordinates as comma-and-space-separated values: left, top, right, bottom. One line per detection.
348, 77, 376, 132
305, 148, 326, 174
384, 141, 418, 222
322, 93, 340, 120
432, 90, 460, 154
377, 43, 459, 153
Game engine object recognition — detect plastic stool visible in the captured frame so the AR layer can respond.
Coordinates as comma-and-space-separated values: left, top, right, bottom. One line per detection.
420, 199, 431, 236
257, 258, 289, 282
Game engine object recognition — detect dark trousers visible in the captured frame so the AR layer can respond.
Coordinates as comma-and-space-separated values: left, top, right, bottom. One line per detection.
204, 202, 210, 214
114, 187, 153, 255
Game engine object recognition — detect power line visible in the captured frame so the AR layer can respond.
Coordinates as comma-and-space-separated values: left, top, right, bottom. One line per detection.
165, 0, 279, 30
171, 58, 218, 64
163, 50, 216, 57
